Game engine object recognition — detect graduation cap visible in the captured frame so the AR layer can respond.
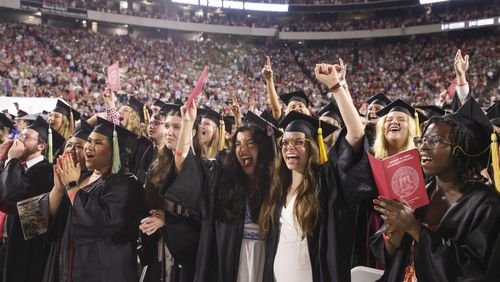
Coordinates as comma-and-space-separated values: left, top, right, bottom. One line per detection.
52, 100, 81, 132
72, 119, 94, 141
317, 102, 345, 129
279, 111, 337, 164
153, 98, 166, 108
198, 107, 221, 127
245, 111, 282, 139
445, 98, 500, 191
367, 92, 391, 107
128, 96, 149, 123
159, 103, 182, 116
415, 105, 446, 119
27, 116, 65, 163
94, 117, 139, 173
279, 91, 311, 107
486, 101, 500, 125
0, 113, 15, 131
15, 110, 36, 121
259, 110, 279, 127
376, 99, 428, 137
15, 110, 28, 119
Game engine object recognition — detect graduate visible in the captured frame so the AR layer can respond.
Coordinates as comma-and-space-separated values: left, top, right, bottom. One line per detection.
0, 113, 14, 143
14, 110, 35, 133
197, 107, 225, 160
317, 102, 344, 150
371, 98, 500, 281
64, 119, 93, 172
48, 100, 81, 139
162, 102, 280, 282
101, 89, 146, 137
39, 118, 144, 282
0, 116, 64, 282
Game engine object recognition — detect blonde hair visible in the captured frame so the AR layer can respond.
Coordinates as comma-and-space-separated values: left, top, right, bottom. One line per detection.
122, 106, 145, 137
373, 114, 416, 159
260, 139, 320, 239
57, 115, 72, 139
203, 122, 220, 160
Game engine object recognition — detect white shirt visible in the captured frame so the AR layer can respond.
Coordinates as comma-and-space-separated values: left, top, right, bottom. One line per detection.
4, 155, 45, 170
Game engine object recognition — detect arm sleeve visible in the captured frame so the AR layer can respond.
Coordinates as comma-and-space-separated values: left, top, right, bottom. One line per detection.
106, 108, 120, 125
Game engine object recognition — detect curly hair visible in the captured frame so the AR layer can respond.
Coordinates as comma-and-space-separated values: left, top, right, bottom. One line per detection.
373, 114, 417, 159
216, 125, 275, 223
260, 138, 320, 239
121, 105, 145, 137
424, 116, 491, 190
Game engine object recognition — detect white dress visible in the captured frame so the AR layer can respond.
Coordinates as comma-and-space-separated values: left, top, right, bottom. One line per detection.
273, 194, 313, 282
237, 202, 266, 282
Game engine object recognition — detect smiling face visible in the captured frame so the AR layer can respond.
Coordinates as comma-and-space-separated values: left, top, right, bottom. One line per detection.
118, 106, 132, 127
164, 115, 182, 150
281, 131, 310, 173
286, 101, 311, 116
418, 122, 455, 177
235, 130, 259, 176
367, 103, 384, 124
65, 136, 87, 169
84, 132, 113, 171
384, 111, 410, 149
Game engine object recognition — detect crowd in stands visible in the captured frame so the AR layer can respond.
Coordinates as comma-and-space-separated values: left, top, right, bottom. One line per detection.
0, 20, 499, 118
26, 0, 500, 32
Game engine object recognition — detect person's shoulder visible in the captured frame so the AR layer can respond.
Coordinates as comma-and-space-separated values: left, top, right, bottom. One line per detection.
464, 182, 500, 206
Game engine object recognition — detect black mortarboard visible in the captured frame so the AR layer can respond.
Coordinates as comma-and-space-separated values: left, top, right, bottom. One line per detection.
259, 110, 279, 127
94, 117, 138, 145
73, 119, 93, 140
376, 99, 428, 123
447, 99, 493, 142
16, 110, 28, 119
160, 103, 182, 116
52, 99, 81, 121
367, 92, 391, 107
153, 98, 166, 108
128, 96, 149, 123
279, 91, 311, 107
245, 111, 282, 138
0, 113, 15, 131
28, 116, 65, 162
198, 107, 221, 127
224, 116, 235, 134
317, 102, 345, 129
279, 111, 336, 139
486, 101, 500, 122
450, 94, 462, 113
415, 105, 446, 119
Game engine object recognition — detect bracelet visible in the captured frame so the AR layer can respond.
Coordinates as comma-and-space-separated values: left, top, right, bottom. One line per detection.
175, 151, 188, 158
456, 82, 468, 87
329, 82, 342, 93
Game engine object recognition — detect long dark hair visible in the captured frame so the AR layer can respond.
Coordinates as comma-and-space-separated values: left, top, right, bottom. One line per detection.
424, 116, 490, 190
216, 124, 275, 223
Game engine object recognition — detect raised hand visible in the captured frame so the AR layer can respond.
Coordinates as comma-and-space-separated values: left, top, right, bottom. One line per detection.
339, 58, 348, 83
102, 87, 116, 109
57, 153, 81, 186
261, 56, 273, 82
314, 63, 341, 89
230, 94, 242, 119
454, 49, 469, 78
53, 164, 65, 193
181, 100, 197, 123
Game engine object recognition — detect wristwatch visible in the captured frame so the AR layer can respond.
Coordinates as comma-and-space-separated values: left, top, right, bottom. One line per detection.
64, 181, 79, 191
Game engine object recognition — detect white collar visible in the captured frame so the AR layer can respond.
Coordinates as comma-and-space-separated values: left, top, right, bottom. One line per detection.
25, 155, 45, 169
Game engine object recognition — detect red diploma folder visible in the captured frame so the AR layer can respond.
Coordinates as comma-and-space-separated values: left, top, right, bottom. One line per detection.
107, 62, 120, 91
186, 66, 208, 108
368, 148, 429, 210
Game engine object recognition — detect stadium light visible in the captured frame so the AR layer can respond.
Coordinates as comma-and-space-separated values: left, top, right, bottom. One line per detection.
244, 2, 288, 12
419, 0, 449, 4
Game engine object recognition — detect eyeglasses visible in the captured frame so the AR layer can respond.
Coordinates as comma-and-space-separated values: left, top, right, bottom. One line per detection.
16, 133, 40, 143
278, 137, 311, 149
413, 136, 452, 150
148, 120, 165, 126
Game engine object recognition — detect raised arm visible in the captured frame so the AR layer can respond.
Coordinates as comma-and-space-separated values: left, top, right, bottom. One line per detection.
315, 60, 365, 152
454, 49, 470, 105
175, 101, 197, 174
262, 56, 281, 121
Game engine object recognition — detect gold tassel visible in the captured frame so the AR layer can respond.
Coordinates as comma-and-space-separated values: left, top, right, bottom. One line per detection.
143, 105, 149, 124
218, 119, 225, 152
69, 111, 74, 134
318, 120, 328, 165
491, 133, 500, 192
112, 125, 121, 174
48, 127, 53, 163
414, 111, 420, 137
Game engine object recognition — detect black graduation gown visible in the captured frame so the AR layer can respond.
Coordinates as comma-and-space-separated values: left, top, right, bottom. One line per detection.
39, 169, 144, 282
161, 152, 246, 282
262, 130, 376, 282
0, 158, 53, 282
132, 142, 157, 185
370, 181, 500, 282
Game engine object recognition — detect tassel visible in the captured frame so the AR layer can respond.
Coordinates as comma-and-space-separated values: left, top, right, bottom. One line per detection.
491, 133, 500, 192
48, 127, 53, 163
112, 125, 121, 174
414, 111, 420, 137
143, 105, 149, 124
317, 120, 328, 165
69, 111, 74, 134
218, 119, 225, 152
